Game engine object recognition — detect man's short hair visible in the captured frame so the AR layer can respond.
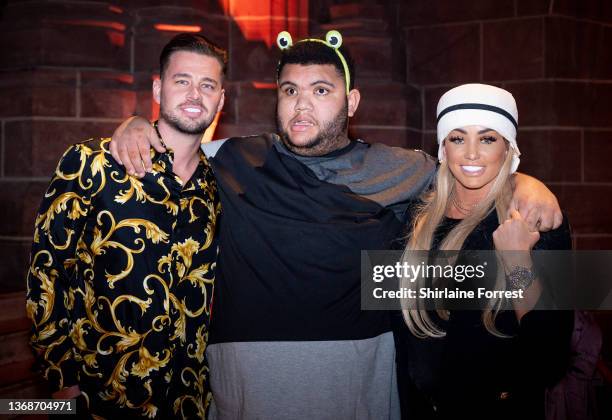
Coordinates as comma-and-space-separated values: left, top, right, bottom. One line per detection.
276, 40, 355, 91
159, 33, 228, 79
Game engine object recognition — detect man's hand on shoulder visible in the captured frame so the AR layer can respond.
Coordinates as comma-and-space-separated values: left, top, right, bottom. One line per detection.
511, 172, 563, 232
109, 116, 164, 178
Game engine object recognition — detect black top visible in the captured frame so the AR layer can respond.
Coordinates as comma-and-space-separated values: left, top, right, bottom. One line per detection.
392, 209, 574, 420
208, 134, 404, 343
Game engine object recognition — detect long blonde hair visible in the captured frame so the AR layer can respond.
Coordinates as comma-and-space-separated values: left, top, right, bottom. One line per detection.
401, 141, 514, 338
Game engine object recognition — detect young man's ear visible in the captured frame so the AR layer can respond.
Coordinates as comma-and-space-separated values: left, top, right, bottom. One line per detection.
347, 88, 361, 117
153, 78, 162, 105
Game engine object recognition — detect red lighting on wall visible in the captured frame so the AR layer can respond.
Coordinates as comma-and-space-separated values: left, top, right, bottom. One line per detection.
154, 24, 202, 33
108, 5, 123, 14
110, 74, 134, 84
252, 81, 276, 89
108, 31, 125, 47
220, 0, 308, 48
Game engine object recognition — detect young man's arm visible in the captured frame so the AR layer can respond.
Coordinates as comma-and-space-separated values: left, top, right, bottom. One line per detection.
511, 172, 562, 231
26, 144, 94, 397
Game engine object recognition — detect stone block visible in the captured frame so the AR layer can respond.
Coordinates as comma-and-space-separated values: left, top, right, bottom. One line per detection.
0, 181, 48, 237
133, 7, 228, 73
344, 36, 394, 80
0, 70, 76, 118
584, 130, 612, 183
553, 0, 612, 23
483, 18, 544, 81
0, 1, 130, 69
235, 84, 277, 127
550, 184, 612, 234
352, 82, 421, 128
516, 0, 550, 16
227, 21, 277, 82
4, 121, 120, 177
0, 243, 32, 294
504, 81, 612, 127
517, 129, 581, 182
80, 71, 137, 118
545, 16, 612, 79
399, 0, 514, 26
405, 24, 480, 85
575, 235, 612, 250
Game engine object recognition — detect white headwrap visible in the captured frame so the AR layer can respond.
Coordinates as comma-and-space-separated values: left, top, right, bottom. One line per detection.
436, 83, 520, 173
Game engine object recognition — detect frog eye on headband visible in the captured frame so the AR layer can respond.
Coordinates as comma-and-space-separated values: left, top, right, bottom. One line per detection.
276, 31, 293, 50
325, 30, 342, 49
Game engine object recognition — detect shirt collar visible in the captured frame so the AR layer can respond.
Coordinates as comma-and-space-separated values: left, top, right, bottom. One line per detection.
272, 133, 358, 162
150, 121, 210, 187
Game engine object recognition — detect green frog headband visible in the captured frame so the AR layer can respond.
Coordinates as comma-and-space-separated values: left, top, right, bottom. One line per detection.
276, 30, 351, 95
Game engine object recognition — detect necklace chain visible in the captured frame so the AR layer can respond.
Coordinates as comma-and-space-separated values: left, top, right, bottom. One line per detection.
153, 120, 168, 149
451, 192, 480, 216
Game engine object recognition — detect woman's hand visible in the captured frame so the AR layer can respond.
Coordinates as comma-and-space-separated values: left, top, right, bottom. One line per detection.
493, 209, 540, 252
109, 116, 165, 177
494, 209, 540, 270
494, 210, 542, 321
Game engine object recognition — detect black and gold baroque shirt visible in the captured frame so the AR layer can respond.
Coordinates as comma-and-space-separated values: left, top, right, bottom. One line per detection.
26, 137, 220, 419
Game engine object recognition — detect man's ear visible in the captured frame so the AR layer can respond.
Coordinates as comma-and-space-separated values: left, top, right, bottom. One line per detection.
153, 78, 161, 105
347, 88, 361, 117
216, 89, 225, 114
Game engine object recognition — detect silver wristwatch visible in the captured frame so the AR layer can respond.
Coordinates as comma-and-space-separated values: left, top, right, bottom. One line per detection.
506, 265, 536, 291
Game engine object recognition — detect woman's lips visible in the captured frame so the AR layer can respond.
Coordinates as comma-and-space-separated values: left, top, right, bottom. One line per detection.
460, 165, 485, 176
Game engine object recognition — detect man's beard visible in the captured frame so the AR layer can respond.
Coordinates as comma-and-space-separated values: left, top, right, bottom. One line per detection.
160, 103, 213, 135
277, 101, 349, 157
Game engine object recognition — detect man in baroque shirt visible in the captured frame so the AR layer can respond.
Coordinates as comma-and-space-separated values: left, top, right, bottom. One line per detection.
25, 33, 225, 419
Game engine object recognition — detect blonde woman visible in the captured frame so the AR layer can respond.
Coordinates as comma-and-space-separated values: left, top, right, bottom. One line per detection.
392, 84, 573, 419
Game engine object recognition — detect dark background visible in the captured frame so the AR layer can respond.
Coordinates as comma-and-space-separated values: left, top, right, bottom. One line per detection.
1, 0, 611, 413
